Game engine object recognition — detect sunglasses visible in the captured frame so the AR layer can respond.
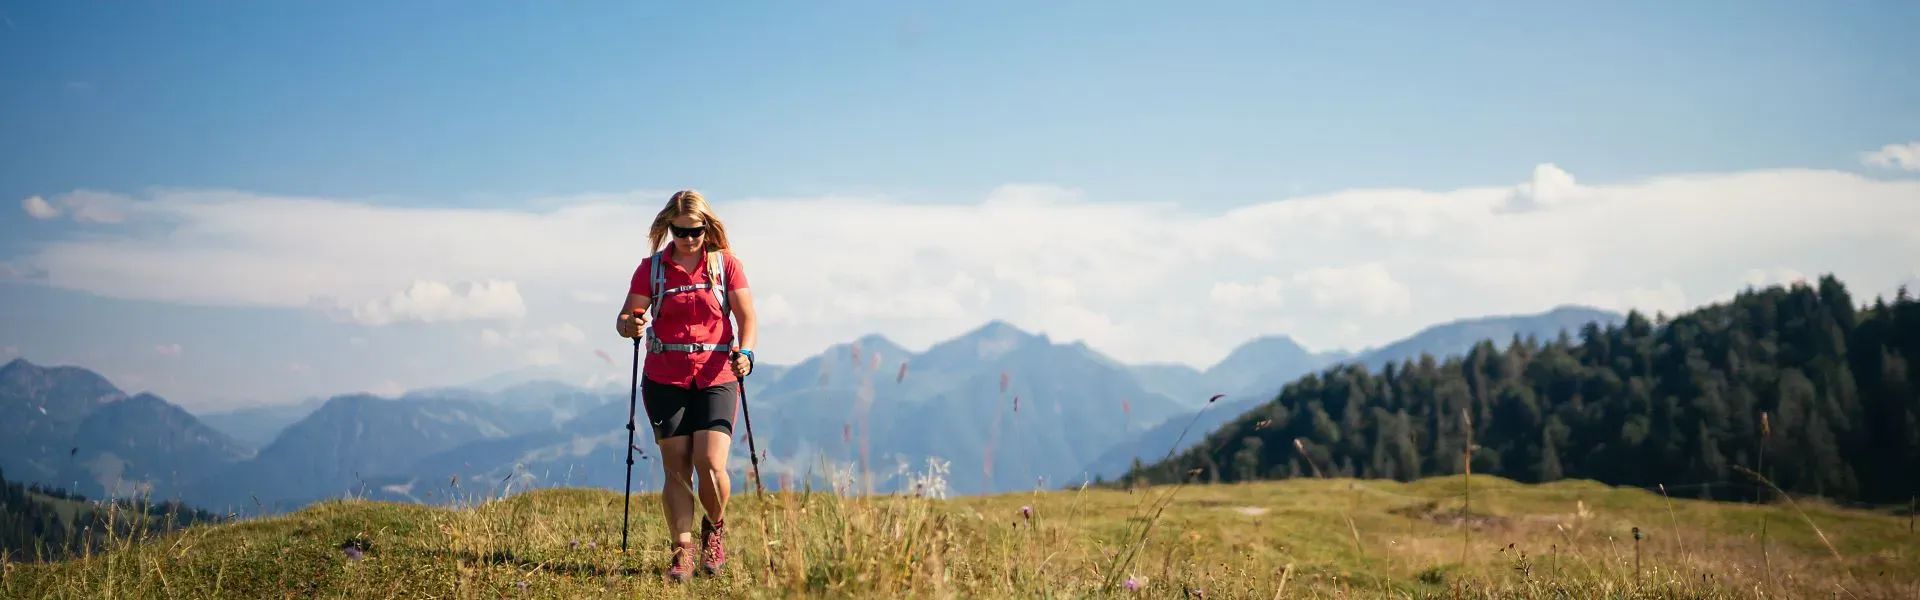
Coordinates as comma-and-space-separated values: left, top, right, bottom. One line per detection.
669, 224, 706, 238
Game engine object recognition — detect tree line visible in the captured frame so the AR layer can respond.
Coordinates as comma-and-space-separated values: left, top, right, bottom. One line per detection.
1, 468, 223, 562
1121, 275, 1919, 505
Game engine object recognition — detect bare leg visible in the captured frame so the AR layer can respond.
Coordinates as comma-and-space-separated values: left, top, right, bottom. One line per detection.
691, 430, 732, 522
657, 436, 696, 545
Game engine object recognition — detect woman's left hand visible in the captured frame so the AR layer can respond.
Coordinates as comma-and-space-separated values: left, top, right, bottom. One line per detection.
731, 351, 753, 378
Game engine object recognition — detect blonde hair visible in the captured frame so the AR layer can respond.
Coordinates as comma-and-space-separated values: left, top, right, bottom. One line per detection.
648, 189, 733, 254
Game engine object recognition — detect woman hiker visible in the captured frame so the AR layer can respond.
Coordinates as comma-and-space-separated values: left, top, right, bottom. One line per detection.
615, 189, 759, 582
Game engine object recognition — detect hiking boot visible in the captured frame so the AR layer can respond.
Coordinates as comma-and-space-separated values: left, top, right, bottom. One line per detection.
700, 516, 728, 574
665, 540, 697, 583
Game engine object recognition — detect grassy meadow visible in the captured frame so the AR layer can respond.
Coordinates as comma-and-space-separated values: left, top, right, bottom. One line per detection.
3, 473, 1916, 599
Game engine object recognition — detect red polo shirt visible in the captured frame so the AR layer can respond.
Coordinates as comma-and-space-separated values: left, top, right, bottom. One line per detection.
629, 249, 749, 389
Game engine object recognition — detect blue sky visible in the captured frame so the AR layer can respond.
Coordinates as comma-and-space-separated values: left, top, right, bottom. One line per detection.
3, 2, 1918, 410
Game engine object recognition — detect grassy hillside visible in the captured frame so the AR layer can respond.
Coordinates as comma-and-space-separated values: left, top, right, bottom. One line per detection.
4, 469, 224, 563
3, 475, 1915, 598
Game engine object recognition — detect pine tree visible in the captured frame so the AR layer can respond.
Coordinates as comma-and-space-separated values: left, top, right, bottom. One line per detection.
1535, 428, 1564, 482
1116, 275, 1918, 504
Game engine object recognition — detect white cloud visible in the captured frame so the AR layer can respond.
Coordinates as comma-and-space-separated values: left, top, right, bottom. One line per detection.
1298, 263, 1414, 316
155, 344, 183, 357
1504, 163, 1584, 211
1210, 276, 1289, 311
570, 290, 615, 305
18, 191, 135, 223
341, 280, 526, 326
524, 346, 562, 367
1862, 141, 1920, 172
8, 166, 1920, 371
1209, 264, 1413, 317
0, 261, 48, 282
369, 380, 407, 397
479, 323, 583, 347
60, 191, 130, 224
551, 323, 586, 344
22, 196, 59, 220
1577, 281, 1692, 318
1744, 267, 1808, 288
479, 323, 588, 367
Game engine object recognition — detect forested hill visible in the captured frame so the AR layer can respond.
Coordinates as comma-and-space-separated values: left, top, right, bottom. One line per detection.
1122, 275, 1920, 505
1, 468, 222, 562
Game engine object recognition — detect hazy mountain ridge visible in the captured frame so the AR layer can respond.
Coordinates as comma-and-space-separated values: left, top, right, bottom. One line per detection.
195, 397, 328, 447
720, 320, 1190, 495
184, 393, 551, 513
3, 304, 1629, 512
1, 359, 251, 502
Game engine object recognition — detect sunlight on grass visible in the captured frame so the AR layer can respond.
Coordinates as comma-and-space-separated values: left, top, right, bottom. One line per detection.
4, 475, 1916, 599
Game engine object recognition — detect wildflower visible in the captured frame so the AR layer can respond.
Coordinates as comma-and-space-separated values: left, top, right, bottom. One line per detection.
516, 581, 528, 593
569, 538, 579, 550
1124, 576, 1145, 591
1020, 505, 1033, 522
339, 536, 370, 561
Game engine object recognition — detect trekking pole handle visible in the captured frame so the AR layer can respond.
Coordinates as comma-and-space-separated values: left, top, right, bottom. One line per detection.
732, 349, 754, 377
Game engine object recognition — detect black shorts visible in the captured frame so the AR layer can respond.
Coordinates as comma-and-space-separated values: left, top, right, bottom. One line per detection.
642, 377, 739, 440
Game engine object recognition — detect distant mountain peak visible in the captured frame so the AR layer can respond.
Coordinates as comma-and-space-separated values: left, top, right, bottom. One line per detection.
850, 333, 909, 355
971, 319, 1048, 342
1451, 304, 1615, 325
1220, 334, 1309, 356
2, 357, 42, 380
975, 318, 1021, 332
1204, 334, 1315, 377
312, 393, 384, 413
939, 319, 1049, 362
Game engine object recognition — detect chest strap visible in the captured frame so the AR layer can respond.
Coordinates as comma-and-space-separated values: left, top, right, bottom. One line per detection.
643, 248, 734, 355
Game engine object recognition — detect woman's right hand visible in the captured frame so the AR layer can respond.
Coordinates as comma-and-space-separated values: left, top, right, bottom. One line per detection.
616, 309, 649, 338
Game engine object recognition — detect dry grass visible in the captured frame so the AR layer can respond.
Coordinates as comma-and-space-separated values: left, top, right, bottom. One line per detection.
3, 474, 1916, 599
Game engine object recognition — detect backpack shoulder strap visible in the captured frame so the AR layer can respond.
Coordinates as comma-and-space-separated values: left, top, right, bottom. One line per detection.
708, 249, 731, 321
648, 249, 667, 319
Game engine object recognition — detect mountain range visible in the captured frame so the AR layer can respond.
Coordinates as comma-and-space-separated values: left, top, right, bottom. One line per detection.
0, 303, 1623, 514
0, 360, 253, 503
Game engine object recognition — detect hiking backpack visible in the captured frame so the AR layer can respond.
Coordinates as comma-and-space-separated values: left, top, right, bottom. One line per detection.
643, 248, 734, 354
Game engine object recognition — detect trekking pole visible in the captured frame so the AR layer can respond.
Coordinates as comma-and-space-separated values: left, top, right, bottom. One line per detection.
621, 336, 640, 552
736, 350, 765, 496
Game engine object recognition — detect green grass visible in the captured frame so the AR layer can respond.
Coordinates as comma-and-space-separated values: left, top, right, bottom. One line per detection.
3, 475, 1915, 598
24, 491, 91, 526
